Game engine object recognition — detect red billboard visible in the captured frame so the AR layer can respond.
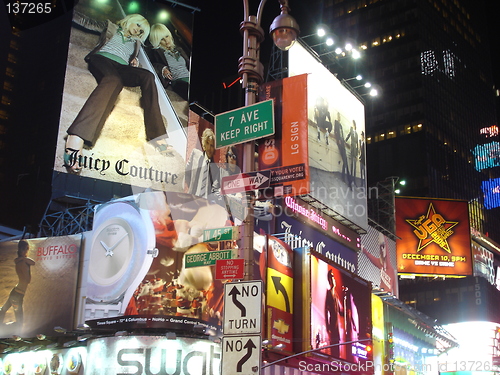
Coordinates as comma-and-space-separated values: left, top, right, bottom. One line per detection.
0, 236, 81, 337
258, 74, 310, 197
395, 197, 472, 276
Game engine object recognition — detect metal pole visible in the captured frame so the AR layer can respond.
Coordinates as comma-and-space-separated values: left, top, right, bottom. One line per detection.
239, 0, 266, 281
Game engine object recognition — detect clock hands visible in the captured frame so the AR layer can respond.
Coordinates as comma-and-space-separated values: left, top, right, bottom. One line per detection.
100, 232, 129, 257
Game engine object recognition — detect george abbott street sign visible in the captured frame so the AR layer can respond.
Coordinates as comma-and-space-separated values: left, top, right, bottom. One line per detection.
215, 100, 274, 148
221, 171, 271, 195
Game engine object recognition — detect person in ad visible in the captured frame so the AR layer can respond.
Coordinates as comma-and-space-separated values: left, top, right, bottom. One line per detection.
64, 12, 170, 173
324, 269, 344, 358
333, 112, 350, 186
345, 120, 359, 187
314, 96, 332, 145
362, 233, 396, 294
185, 128, 220, 201
148, 23, 190, 101
359, 130, 366, 187
0, 240, 35, 328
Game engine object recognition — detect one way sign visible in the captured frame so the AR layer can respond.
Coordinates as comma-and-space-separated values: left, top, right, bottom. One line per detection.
222, 336, 262, 375
221, 171, 271, 195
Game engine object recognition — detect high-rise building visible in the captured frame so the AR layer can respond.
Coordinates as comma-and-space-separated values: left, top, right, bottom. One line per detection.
312, 0, 499, 242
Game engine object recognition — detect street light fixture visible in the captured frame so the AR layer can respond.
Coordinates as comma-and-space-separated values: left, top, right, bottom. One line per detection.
239, 0, 299, 281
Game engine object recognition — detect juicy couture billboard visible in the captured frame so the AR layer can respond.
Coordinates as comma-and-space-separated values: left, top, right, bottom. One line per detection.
54, 0, 194, 191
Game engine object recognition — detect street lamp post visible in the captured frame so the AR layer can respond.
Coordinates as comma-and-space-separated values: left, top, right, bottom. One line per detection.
238, 0, 299, 281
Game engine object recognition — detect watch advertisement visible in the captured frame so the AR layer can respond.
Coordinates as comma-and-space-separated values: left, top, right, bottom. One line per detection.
80, 191, 233, 333
0, 235, 81, 338
395, 197, 473, 276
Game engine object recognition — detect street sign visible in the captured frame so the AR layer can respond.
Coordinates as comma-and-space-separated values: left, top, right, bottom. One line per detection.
223, 281, 263, 335
221, 171, 271, 195
216, 258, 245, 280
184, 249, 234, 268
215, 100, 274, 148
203, 226, 239, 242
221, 335, 261, 375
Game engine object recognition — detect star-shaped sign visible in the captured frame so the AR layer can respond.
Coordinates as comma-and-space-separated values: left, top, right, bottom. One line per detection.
405, 203, 459, 253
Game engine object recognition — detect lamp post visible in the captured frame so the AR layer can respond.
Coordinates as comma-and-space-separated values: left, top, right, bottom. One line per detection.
238, 0, 299, 281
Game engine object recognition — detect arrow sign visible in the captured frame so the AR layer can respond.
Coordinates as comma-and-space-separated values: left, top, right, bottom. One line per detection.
222, 336, 262, 375
223, 281, 263, 336
271, 276, 291, 313
229, 286, 246, 317
221, 171, 271, 195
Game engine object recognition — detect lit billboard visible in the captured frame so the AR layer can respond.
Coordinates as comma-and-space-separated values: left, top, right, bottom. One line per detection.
257, 74, 310, 196
294, 249, 371, 365
289, 42, 368, 230
359, 226, 399, 297
472, 142, 500, 171
77, 191, 232, 332
482, 177, 500, 209
54, 0, 194, 191
0, 236, 81, 338
395, 197, 472, 276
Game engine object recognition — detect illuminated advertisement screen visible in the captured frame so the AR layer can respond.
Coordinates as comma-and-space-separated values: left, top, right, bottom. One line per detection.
359, 226, 399, 297
395, 197, 472, 276
310, 253, 372, 363
257, 74, 310, 196
472, 142, 500, 171
0, 347, 87, 375
86, 336, 220, 374
54, 0, 193, 190
78, 191, 232, 332
472, 241, 495, 285
371, 295, 386, 375
289, 42, 367, 230
482, 177, 500, 209
0, 236, 81, 338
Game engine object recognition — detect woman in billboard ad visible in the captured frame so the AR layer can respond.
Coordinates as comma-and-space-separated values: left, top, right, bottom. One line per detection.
310, 254, 372, 364
56, 0, 192, 188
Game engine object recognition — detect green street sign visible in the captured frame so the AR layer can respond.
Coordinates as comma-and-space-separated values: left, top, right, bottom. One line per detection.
184, 249, 234, 268
214, 99, 275, 148
203, 226, 240, 242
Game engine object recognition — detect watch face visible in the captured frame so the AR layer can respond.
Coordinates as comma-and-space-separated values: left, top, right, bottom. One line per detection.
89, 218, 133, 286
271, 239, 291, 267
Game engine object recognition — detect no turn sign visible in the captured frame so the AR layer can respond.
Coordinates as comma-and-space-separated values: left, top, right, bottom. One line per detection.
223, 281, 263, 335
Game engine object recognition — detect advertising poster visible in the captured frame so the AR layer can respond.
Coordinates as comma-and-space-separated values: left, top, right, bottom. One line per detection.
359, 226, 398, 297
395, 197, 472, 276
481, 177, 500, 209
265, 236, 294, 353
0, 235, 81, 338
289, 42, 368, 231
80, 191, 234, 333
371, 295, 386, 375
258, 74, 310, 197
310, 254, 372, 364
54, 0, 193, 191
85, 336, 220, 375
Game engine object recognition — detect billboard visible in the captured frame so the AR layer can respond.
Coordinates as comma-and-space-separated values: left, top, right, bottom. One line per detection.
288, 42, 368, 230
359, 226, 398, 297
257, 74, 310, 196
308, 253, 372, 363
395, 197, 472, 276
77, 191, 233, 332
54, 0, 194, 191
472, 142, 500, 171
0, 236, 81, 337
481, 177, 500, 209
